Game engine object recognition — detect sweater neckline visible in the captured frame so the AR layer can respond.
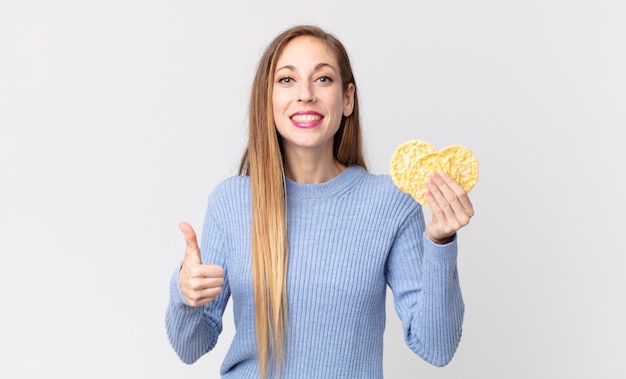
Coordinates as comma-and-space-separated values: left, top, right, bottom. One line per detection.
285, 165, 365, 200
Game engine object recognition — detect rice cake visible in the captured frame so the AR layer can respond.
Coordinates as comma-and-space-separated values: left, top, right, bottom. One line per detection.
389, 140, 436, 191
389, 139, 479, 206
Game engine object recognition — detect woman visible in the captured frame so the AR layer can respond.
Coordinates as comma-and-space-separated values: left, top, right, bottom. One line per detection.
166, 24, 474, 379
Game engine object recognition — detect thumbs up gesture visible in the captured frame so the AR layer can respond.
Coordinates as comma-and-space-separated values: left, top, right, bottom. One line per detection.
178, 222, 225, 307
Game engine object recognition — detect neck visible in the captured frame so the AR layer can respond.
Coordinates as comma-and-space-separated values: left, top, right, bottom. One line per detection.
283, 148, 345, 184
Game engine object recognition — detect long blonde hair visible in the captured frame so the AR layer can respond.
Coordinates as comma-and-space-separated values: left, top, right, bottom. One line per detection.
238, 25, 366, 378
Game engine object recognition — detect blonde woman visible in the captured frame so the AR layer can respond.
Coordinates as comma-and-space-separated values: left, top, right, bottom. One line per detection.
166, 25, 474, 379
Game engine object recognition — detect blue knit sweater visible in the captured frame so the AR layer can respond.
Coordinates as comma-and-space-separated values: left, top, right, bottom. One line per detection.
166, 166, 464, 378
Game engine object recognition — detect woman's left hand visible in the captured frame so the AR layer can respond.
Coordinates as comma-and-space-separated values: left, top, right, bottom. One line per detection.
424, 172, 475, 244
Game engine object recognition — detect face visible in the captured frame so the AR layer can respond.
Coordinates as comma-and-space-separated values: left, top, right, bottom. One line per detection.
272, 36, 355, 157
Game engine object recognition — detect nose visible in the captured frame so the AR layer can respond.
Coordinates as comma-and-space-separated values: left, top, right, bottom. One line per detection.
298, 83, 316, 103
299, 95, 316, 103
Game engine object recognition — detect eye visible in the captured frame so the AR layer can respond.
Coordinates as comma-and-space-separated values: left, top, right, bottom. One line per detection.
316, 75, 333, 84
277, 76, 294, 84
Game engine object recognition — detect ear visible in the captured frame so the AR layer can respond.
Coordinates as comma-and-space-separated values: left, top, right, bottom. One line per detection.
343, 83, 355, 117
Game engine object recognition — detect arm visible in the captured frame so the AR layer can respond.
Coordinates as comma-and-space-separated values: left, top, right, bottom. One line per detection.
386, 209, 464, 367
165, 211, 231, 364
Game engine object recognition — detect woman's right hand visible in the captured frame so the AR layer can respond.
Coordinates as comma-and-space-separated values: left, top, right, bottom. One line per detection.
178, 222, 225, 307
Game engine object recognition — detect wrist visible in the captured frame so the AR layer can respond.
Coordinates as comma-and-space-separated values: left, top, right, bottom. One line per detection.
427, 233, 454, 245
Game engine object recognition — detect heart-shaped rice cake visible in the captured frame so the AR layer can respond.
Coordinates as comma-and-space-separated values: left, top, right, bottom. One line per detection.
390, 139, 479, 206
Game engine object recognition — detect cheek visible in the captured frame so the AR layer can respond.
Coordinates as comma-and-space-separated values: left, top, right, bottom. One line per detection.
272, 91, 291, 116
329, 93, 346, 117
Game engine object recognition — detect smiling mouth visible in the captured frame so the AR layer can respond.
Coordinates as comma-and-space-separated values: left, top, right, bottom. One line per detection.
291, 114, 322, 123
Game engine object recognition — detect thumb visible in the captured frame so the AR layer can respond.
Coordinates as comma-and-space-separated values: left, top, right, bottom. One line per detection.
179, 221, 202, 264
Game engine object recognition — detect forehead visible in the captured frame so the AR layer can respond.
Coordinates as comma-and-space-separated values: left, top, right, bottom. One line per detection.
277, 35, 338, 66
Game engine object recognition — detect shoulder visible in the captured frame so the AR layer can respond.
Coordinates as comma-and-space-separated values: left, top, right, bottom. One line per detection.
350, 169, 422, 213
359, 171, 398, 191
206, 175, 251, 211
359, 170, 415, 200
211, 175, 251, 196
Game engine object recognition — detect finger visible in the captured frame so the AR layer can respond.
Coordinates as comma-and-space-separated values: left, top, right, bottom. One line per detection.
438, 173, 474, 211
185, 274, 225, 292
424, 186, 449, 227
183, 286, 223, 307
428, 174, 473, 227
186, 263, 225, 280
427, 173, 455, 213
179, 221, 202, 264
181, 268, 225, 307
424, 187, 459, 243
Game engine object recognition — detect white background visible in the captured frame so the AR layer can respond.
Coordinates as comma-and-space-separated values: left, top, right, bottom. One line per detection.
1, 1, 624, 378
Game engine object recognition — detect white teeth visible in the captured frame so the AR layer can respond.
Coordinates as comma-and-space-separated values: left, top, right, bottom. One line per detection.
292, 114, 321, 123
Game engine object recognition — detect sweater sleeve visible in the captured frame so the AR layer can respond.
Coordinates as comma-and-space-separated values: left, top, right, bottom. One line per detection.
385, 208, 464, 367
164, 200, 231, 364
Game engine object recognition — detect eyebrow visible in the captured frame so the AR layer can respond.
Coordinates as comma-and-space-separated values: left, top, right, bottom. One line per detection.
275, 62, 337, 74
